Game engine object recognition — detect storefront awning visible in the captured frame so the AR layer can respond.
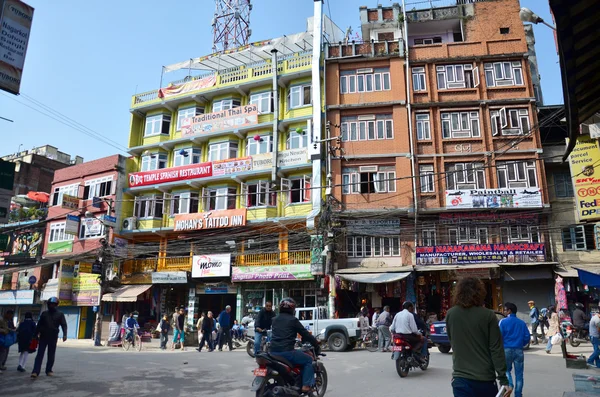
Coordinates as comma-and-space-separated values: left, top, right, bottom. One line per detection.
101, 285, 152, 302
554, 265, 579, 278
504, 268, 554, 281
338, 272, 411, 284
575, 268, 600, 288
415, 264, 499, 272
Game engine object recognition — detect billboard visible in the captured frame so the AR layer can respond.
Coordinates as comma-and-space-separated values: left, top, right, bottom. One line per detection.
445, 188, 542, 209
129, 162, 212, 188
415, 243, 546, 265
192, 254, 231, 278
212, 157, 252, 176
181, 104, 258, 137
568, 135, 600, 221
173, 209, 246, 232
0, 0, 34, 95
232, 264, 314, 282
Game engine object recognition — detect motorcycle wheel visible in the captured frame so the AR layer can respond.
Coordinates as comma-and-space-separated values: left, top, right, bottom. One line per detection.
395, 358, 409, 378
570, 334, 581, 348
314, 362, 328, 397
420, 354, 430, 371
247, 340, 256, 358
255, 375, 280, 397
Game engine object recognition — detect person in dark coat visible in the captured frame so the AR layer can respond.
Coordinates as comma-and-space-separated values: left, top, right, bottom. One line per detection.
198, 311, 214, 352
17, 312, 37, 372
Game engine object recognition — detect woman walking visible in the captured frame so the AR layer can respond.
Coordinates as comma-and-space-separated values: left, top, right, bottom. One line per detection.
17, 312, 37, 372
546, 305, 561, 354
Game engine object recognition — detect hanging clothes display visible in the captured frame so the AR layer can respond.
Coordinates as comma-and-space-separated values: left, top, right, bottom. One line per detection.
555, 276, 568, 311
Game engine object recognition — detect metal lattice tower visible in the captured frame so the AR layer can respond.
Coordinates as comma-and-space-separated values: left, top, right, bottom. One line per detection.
212, 0, 252, 52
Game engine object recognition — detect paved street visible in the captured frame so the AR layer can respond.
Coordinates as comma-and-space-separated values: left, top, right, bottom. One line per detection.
0, 339, 594, 396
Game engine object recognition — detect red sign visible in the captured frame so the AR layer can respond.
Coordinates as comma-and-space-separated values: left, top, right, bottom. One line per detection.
129, 163, 212, 188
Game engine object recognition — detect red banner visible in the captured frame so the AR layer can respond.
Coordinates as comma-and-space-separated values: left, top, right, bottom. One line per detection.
158, 75, 216, 99
129, 163, 212, 188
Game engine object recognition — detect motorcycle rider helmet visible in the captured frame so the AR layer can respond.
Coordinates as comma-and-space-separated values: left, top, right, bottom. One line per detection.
575, 302, 584, 309
402, 301, 414, 310
279, 298, 297, 314
47, 296, 59, 305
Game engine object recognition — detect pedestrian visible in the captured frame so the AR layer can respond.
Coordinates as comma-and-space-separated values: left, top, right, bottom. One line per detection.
107, 320, 120, 342
159, 314, 171, 350
528, 300, 541, 345
218, 305, 234, 351
587, 311, 600, 368
232, 320, 241, 339
545, 305, 560, 354
539, 307, 549, 337
31, 297, 67, 378
372, 308, 380, 327
198, 311, 214, 352
446, 277, 511, 397
0, 310, 15, 371
121, 312, 128, 329
376, 306, 392, 352
0, 311, 14, 374
16, 311, 37, 372
172, 306, 186, 351
93, 312, 102, 347
499, 302, 530, 397
358, 307, 369, 337
254, 302, 275, 355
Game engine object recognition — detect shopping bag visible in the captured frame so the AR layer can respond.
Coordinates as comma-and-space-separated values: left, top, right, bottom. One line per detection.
28, 337, 38, 353
1, 330, 17, 347
551, 332, 563, 345
156, 322, 162, 333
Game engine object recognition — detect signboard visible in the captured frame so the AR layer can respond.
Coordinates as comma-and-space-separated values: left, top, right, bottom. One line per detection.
252, 153, 272, 171
151, 271, 188, 284
232, 264, 314, 282
65, 214, 79, 235
71, 273, 100, 306
46, 240, 73, 254
445, 188, 542, 209
174, 209, 246, 232
129, 162, 212, 188
213, 156, 252, 176
346, 219, 401, 235
58, 260, 74, 306
41, 278, 58, 301
83, 217, 102, 235
204, 286, 229, 294
158, 74, 216, 99
114, 237, 128, 258
0, 159, 15, 190
439, 212, 538, 225
0, 289, 34, 305
101, 214, 117, 228
61, 194, 79, 210
181, 104, 258, 137
0, 0, 34, 95
415, 243, 546, 265
568, 135, 600, 221
92, 197, 102, 208
278, 148, 309, 168
192, 253, 231, 278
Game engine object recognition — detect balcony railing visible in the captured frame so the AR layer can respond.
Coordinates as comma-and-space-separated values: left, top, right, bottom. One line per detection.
327, 40, 400, 59
158, 256, 192, 272
233, 250, 311, 266
122, 258, 158, 274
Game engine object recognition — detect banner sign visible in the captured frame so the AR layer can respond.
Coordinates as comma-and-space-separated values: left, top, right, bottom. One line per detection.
415, 243, 546, 265
83, 218, 102, 235
158, 74, 216, 99
0, 289, 34, 305
41, 278, 58, 301
151, 271, 188, 284
62, 194, 79, 210
278, 148, 309, 168
568, 135, 600, 221
439, 212, 538, 225
0, 0, 34, 95
46, 240, 73, 254
181, 104, 258, 137
232, 264, 314, 282
174, 209, 246, 232
114, 237, 128, 258
346, 219, 400, 234
213, 157, 252, 176
445, 188, 542, 209
58, 260, 74, 306
129, 162, 212, 188
310, 235, 324, 276
252, 153, 272, 171
192, 254, 231, 278
65, 214, 79, 235
71, 273, 100, 306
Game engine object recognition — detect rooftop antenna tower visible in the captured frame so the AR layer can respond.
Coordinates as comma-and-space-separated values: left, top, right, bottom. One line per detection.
212, 0, 252, 52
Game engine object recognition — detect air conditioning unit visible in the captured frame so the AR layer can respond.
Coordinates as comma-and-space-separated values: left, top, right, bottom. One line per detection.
122, 217, 137, 231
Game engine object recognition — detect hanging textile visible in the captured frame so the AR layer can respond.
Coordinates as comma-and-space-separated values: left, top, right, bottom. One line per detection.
555, 276, 568, 310
406, 274, 416, 304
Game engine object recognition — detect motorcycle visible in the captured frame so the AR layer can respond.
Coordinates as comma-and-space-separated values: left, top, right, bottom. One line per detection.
247, 330, 272, 358
391, 333, 430, 378
564, 321, 590, 347
251, 343, 328, 397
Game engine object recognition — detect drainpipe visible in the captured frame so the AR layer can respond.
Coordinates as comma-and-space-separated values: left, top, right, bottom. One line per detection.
271, 49, 279, 182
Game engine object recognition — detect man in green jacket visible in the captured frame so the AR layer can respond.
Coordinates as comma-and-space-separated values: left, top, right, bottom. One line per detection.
446, 277, 511, 397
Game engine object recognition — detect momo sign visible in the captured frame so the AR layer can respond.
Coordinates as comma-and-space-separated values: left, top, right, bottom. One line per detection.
129, 162, 212, 188
173, 209, 246, 232
181, 105, 258, 137
192, 254, 231, 278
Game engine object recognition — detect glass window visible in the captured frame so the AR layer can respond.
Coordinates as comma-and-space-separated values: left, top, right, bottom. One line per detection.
246, 135, 273, 156
250, 92, 272, 114
441, 111, 480, 138
213, 99, 241, 112
51, 183, 80, 207
170, 192, 199, 215
49, 222, 75, 242
287, 130, 308, 149
288, 85, 312, 109
208, 142, 238, 161
554, 172, 574, 198
176, 107, 203, 131
420, 165, 434, 192
144, 114, 171, 136
340, 115, 393, 141
340, 69, 391, 93
436, 64, 474, 89
204, 187, 237, 211
446, 163, 486, 190
140, 153, 168, 172
496, 161, 537, 188
416, 113, 430, 140
412, 67, 426, 91
347, 236, 400, 257
484, 61, 524, 87
84, 176, 113, 199
173, 148, 201, 167
491, 108, 530, 136
79, 218, 105, 240
134, 195, 164, 218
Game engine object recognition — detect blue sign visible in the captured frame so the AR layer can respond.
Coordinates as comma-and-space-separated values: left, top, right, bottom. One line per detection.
92, 197, 102, 208
101, 214, 117, 227
66, 214, 79, 222
205, 287, 228, 294
28, 276, 37, 285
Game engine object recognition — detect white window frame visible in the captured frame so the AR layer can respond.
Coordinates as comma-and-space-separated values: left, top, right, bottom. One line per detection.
249, 92, 272, 114
421, 226, 437, 246
84, 176, 113, 199
49, 222, 74, 242
79, 218, 106, 240
449, 226, 489, 245
213, 98, 241, 112
281, 176, 311, 204
500, 226, 540, 244
134, 195, 164, 219
246, 135, 273, 156
491, 107, 530, 136
202, 187, 237, 211
496, 161, 537, 189
140, 153, 168, 172
342, 169, 396, 194
241, 181, 275, 207
173, 148, 201, 168
340, 69, 391, 94
340, 116, 393, 142
446, 163, 486, 190
416, 113, 431, 140
168, 192, 199, 215
346, 236, 400, 258
436, 64, 477, 89
144, 114, 171, 136
412, 67, 426, 91
441, 111, 481, 138
414, 37, 442, 45
420, 165, 435, 193
286, 130, 308, 149
288, 84, 312, 109
176, 107, 203, 131
52, 183, 80, 207
484, 61, 524, 87
208, 141, 238, 161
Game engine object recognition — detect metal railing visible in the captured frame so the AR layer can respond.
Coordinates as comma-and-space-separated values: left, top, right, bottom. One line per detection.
158, 256, 192, 271
122, 258, 157, 274
233, 250, 311, 266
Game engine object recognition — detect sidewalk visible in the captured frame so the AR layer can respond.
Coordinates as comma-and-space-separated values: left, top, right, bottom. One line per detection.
61, 337, 246, 352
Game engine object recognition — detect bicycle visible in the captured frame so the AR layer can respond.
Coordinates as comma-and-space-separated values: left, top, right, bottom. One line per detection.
122, 328, 142, 352
361, 326, 379, 352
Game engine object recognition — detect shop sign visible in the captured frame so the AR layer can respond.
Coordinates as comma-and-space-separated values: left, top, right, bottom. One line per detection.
151, 271, 188, 284
65, 214, 79, 235
346, 219, 401, 234
456, 268, 491, 279
310, 235, 324, 276
192, 254, 231, 278
415, 243, 546, 265
213, 156, 252, 176
58, 260, 74, 306
232, 264, 314, 282
46, 240, 73, 254
252, 153, 272, 171
114, 237, 128, 258
83, 217, 102, 235
61, 194, 79, 210
128, 162, 212, 188
0, 0, 34, 95
0, 289, 34, 305
41, 278, 58, 301
181, 104, 258, 137
204, 286, 228, 294
278, 148, 309, 167
439, 212, 538, 225
445, 188, 542, 209
101, 214, 117, 228
158, 74, 216, 99
174, 209, 246, 232
72, 273, 100, 306
568, 135, 600, 221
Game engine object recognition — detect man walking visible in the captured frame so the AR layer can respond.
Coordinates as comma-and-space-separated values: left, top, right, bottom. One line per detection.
31, 297, 67, 378
528, 300, 541, 344
172, 306, 186, 351
218, 305, 234, 351
446, 277, 511, 397
376, 306, 392, 352
587, 311, 600, 368
499, 302, 530, 397
254, 301, 275, 355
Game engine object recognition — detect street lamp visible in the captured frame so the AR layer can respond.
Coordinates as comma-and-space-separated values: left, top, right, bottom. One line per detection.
519, 7, 556, 30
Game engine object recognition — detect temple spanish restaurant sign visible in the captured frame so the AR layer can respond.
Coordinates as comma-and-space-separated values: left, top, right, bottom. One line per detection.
173, 209, 247, 232
181, 104, 258, 137
415, 243, 546, 265
129, 162, 212, 188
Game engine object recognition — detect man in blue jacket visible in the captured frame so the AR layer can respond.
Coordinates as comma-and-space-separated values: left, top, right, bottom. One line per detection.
218, 305, 234, 351
499, 302, 530, 397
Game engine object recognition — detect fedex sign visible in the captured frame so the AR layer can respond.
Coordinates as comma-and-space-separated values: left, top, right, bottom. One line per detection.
580, 199, 600, 217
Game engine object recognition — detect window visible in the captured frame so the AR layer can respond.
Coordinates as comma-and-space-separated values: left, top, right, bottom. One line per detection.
288, 84, 312, 109
241, 181, 276, 207
176, 107, 203, 131
562, 225, 596, 251
144, 114, 171, 136
448, 227, 489, 245
500, 27, 510, 34
84, 176, 113, 199
412, 67, 426, 91
446, 163, 486, 190
246, 135, 273, 156
436, 64, 478, 89
421, 226, 437, 246
346, 236, 400, 257
140, 153, 168, 172
340, 115, 393, 141
342, 166, 396, 194
416, 113, 431, 140
281, 176, 311, 203
420, 165, 435, 193
500, 226, 540, 244
168, 192, 199, 215
441, 111, 480, 138
79, 218, 106, 240
250, 92, 272, 114
49, 222, 74, 242
134, 195, 164, 218
203, 187, 237, 211
51, 183, 79, 206
173, 148, 201, 167
484, 61, 524, 87
414, 37, 442, 45
287, 130, 308, 149
213, 99, 241, 112
208, 142, 238, 161
491, 108, 530, 136
554, 172, 574, 198
496, 161, 537, 188
340, 68, 391, 94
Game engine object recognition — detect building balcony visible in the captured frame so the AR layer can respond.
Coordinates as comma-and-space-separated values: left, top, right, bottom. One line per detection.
158, 256, 192, 272
326, 40, 401, 59
122, 258, 158, 275
408, 38, 526, 62
233, 250, 311, 266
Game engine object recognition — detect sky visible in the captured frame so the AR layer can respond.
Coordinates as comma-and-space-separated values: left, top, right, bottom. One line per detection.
0, 0, 562, 162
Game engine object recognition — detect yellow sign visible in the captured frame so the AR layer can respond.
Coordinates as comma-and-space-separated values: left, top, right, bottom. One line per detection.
568, 135, 600, 221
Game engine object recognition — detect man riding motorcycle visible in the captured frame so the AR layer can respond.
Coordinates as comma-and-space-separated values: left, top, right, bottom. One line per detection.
389, 301, 425, 362
269, 298, 320, 394
573, 303, 589, 331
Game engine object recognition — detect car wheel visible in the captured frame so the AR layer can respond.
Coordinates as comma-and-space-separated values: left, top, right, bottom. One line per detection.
327, 332, 348, 352
437, 345, 451, 354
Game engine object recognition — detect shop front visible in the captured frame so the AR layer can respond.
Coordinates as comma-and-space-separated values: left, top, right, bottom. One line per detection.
0, 289, 37, 323
501, 265, 556, 320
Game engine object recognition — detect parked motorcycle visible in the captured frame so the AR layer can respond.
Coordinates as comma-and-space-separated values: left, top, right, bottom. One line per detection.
251, 343, 328, 397
563, 321, 590, 347
247, 331, 272, 358
391, 333, 430, 378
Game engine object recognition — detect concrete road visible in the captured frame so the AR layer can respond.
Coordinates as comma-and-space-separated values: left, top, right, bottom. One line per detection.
0, 339, 594, 396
